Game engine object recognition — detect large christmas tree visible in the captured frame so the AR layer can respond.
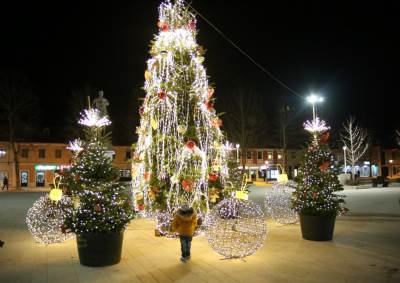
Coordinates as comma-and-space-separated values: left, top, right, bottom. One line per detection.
292, 117, 346, 216
132, 0, 229, 214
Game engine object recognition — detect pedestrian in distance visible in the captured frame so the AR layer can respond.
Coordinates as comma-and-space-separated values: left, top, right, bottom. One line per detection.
171, 203, 197, 263
2, 176, 8, 190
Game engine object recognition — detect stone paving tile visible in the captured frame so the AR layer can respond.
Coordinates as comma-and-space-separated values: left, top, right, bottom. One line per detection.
1, 193, 400, 283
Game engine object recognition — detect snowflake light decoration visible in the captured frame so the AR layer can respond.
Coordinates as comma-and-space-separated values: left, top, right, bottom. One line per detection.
303, 117, 330, 133
78, 108, 111, 128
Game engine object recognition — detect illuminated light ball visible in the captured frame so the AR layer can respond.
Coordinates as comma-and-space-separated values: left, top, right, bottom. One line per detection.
264, 181, 298, 224
26, 195, 73, 244
204, 198, 267, 258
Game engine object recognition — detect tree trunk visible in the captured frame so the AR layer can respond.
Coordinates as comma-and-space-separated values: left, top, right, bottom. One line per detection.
9, 118, 21, 190
12, 143, 20, 190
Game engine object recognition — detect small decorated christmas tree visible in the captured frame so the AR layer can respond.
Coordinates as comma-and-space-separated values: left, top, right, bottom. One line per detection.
63, 109, 134, 234
292, 117, 346, 216
132, 0, 229, 215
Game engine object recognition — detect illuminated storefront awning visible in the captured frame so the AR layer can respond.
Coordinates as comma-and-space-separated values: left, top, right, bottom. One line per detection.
34, 164, 60, 171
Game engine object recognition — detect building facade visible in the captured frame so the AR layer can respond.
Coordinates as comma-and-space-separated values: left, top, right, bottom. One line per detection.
333, 146, 400, 179
237, 145, 400, 182
237, 148, 303, 181
0, 141, 132, 189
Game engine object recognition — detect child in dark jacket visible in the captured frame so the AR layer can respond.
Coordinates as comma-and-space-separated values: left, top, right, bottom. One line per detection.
171, 203, 197, 263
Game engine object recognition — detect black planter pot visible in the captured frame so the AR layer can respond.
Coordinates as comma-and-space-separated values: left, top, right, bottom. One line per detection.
299, 214, 336, 241
77, 230, 124, 267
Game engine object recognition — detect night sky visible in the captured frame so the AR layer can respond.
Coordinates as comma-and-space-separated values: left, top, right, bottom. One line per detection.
0, 1, 397, 146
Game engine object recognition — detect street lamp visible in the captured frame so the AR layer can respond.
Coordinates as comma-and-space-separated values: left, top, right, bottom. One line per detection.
235, 144, 240, 164
264, 160, 269, 181
306, 94, 324, 121
389, 159, 393, 178
342, 146, 347, 173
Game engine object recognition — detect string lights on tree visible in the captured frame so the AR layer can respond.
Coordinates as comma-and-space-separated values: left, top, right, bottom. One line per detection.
132, 0, 229, 218
292, 117, 346, 216
62, 108, 133, 235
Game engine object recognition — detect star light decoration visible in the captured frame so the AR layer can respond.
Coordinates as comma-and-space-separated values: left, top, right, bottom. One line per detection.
264, 181, 298, 224
78, 108, 111, 128
26, 195, 73, 244
67, 139, 84, 152
303, 117, 330, 133
204, 198, 267, 259
132, 0, 229, 214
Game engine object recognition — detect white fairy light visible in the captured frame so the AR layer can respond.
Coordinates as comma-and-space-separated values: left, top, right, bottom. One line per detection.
265, 181, 298, 224
67, 139, 84, 152
132, 0, 230, 219
204, 198, 267, 258
26, 195, 73, 244
155, 29, 197, 51
303, 117, 330, 133
78, 108, 111, 128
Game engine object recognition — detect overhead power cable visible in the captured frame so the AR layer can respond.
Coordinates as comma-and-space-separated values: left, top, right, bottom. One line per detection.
184, 1, 304, 100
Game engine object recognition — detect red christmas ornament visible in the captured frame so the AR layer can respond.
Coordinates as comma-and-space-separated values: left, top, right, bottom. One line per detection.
157, 90, 167, 100
207, 87, 214, 98
139, 106, 144, 116
209, 173, 218, 182
94, 204, 102, 212
319, 161, 330, 171
319, 131, 330, 144
182, 178, 194, 192
312, 192, 318, 199
211, 118, 222, 128
186, 140, 196, 150
205, 101, 214, 110
188, 20, 196, 30
143, 171, 151, 181
161, 23, 169, 32
138, 204, 145, 211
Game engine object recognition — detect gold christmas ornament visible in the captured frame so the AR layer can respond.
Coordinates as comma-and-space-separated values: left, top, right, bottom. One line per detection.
49, 176, 63, 202
145, 70, 152, 81
151, 118, 159, 130
136, 192, 144, 201
177, 125, 186, 134
49, 188, 62, 202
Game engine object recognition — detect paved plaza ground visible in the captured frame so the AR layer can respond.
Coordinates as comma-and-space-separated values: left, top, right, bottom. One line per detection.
1, 188, 400, 283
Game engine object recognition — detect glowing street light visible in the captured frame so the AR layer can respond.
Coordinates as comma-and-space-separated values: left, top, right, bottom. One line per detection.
306, 94, 324, 121
236, 143, 240, 163
342, 146, 347, 173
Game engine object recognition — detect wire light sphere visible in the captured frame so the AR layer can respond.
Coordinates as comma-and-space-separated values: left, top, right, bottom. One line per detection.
26, 195, 73, 244
204, 198, 267, 259
265, 181, 299, 224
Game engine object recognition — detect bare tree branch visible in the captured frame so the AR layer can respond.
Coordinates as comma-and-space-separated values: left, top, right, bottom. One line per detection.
340, 116, 369, 179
